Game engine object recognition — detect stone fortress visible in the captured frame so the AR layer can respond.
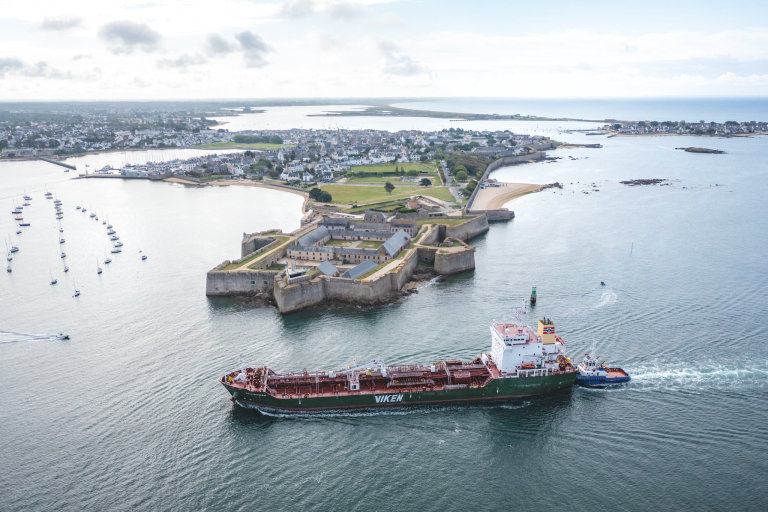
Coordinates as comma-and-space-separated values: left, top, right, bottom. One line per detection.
206, 210, 501, 313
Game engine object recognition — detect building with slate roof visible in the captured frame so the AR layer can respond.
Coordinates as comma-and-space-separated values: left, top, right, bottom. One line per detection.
317, 260, 338, 276
342, 260, 378, 279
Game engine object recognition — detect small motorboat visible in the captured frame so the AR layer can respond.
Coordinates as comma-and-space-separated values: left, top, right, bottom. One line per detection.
575, 354, 630, 387
56, 333, 69, 340
76, 206, 81, 210
107, 229, 116, 235
89, 213, 96, 218
50, 279, 57, 285
59, 238, 65, 244
111, 248, 122, 254
110, 235, 119, 241
114, 241, 123, 248
600, 281, 606, 286
60, 252, 66, 259
73, 290, 80, 297
141, 255, 148, 261
104, 257, 112, 264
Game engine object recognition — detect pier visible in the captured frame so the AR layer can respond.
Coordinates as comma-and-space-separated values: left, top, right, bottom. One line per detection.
38, 157, 77, 170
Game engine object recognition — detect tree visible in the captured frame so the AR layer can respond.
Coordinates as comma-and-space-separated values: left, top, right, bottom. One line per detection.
420, 178, 432, 187
455, 170, 468, 181
384, 182, 395, 194
406, 169, 418, 177
309, 187, 323, 200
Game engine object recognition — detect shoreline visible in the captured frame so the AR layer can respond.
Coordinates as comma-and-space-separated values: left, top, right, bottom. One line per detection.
471, 183, 545, 210
164, 177, 310, 210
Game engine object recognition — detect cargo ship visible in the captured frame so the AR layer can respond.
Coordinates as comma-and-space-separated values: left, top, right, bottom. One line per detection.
220, 317, 577, 414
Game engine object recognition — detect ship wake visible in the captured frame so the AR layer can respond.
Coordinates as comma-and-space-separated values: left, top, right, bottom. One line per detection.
0, 330, 69, 343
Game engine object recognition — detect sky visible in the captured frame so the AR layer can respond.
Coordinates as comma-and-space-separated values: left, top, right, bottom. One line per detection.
1, 0, 768, 100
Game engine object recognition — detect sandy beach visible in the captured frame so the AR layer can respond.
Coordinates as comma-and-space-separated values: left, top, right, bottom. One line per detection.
471, 183, 544, 210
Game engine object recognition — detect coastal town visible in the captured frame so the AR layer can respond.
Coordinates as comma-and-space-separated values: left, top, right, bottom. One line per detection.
3, 103, 766, 161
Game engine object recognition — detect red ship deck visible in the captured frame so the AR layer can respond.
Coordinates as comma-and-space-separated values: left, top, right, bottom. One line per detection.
222, 358, 504, 400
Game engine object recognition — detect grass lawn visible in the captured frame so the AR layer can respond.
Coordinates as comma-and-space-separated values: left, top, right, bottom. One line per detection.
197, 142, 295, 150
358, 240, 383, 249
416, 217, 472, 227
324, 239, 353, 247
346, 162, 442, 185
221, 235, 290, 270
320, 184, 455, 205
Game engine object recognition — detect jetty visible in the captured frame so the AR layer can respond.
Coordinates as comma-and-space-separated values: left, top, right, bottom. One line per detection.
38, 157, 76, 170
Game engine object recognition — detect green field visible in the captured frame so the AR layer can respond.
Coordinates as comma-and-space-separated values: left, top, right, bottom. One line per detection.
319, 184, 455, 205
416, 217, 472, 227
221, 235, 290, 270
197, 142, 295, 150
346, 162, 442, 185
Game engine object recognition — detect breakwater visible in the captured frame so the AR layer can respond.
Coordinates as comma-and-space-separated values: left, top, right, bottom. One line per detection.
38, 157, 77, 170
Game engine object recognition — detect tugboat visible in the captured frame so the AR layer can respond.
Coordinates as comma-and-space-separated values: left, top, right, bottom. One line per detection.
575, 354, 630, 386
221, 314, 577, 414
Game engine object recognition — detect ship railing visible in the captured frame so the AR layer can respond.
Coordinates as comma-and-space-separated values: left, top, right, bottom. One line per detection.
517, 368, 549, 377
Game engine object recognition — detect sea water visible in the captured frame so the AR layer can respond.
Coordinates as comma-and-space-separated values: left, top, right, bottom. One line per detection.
1, 107, 767, 511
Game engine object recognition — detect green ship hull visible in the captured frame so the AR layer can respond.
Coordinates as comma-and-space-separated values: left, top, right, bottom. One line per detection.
222, 372, 577, 413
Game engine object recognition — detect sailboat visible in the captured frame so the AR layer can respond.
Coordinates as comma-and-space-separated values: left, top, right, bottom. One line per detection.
104, 252, 112, 264
50, 270, 57, 285
8, 236, 19, 253
6, 264, 11, 273
96, 259, 103, 275
114, 241, 123, 248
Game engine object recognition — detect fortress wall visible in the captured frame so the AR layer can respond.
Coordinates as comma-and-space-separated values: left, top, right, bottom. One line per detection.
274, 249, 421, 313
417, 246, 437, 265
445, 215, 489, 241
480, 209, 515, 221
434, 247, 476, 275
274, 277, 326, 313
206, 270, 276, 296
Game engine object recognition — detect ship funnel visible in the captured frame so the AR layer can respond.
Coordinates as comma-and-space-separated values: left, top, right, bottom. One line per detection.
537, 319, 556, 344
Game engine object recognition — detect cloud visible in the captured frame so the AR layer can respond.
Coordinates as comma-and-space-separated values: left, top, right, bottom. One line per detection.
0, 58, 24, 78
279, 0, 316, 19
378, 41, 430, 77
157, 53, 207, 69
40, 17, 82, 31
317, 32, 344, 51
207, 34, 235, 54
235, 31, 272, 67
99, 21, 161, 54
326, 1, 367, 21
72, 54, 91, 61
0, 58, 70, 79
